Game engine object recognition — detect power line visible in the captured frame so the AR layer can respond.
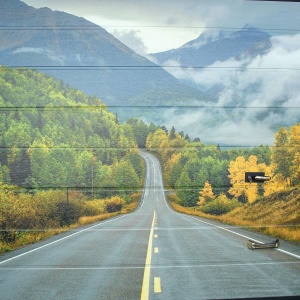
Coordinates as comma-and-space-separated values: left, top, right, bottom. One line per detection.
0, 25, 299, 32
0, 106, 299, 111
5, 65, 300, 71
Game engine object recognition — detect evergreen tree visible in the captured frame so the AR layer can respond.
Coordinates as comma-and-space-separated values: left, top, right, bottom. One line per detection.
288, 123, 300, 184
175, 171, 198, 206
272, 127, 292, 186
169, 126, 176, 140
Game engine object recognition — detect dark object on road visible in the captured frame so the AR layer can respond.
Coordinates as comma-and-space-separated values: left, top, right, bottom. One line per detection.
247, 239, 280, 250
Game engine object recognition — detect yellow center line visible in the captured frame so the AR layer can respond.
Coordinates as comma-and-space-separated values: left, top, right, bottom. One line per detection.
140, 210, 156, 300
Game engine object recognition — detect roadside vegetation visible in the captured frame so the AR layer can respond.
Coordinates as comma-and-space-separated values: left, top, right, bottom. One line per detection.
168, 188, 300, 243
1, 66, 299, 252
0, 67, 150, 253
0, 189, 141, 253
146, 122, 300, 243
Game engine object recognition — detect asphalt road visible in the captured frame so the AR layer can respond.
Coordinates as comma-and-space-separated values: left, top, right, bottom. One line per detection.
0, 150, 300, 300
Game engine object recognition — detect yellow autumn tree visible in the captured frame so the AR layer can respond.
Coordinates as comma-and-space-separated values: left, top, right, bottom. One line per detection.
228, 156, 247, 200
146, 129, 169, 159
228, 155, 267, 203
160, 138, 170, 162
198, 181, 215, 206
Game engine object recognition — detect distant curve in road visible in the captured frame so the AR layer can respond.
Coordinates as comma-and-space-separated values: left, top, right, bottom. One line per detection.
0, 150, 299, 300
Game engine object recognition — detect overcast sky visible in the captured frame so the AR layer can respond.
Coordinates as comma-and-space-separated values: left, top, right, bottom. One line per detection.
22, 0, 300, 55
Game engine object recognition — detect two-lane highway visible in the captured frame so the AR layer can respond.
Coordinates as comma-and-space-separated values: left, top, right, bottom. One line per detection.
142, 152, 300, 299
1, 151, 300, 299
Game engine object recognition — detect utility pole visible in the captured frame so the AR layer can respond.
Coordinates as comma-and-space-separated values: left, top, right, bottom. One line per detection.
92, 163, 94, 199
66, 187, 69, 225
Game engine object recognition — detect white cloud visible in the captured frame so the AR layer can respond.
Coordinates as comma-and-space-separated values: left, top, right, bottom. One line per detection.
13, 47, 45, 54
18, 0, 300, 145
13, 47, 65, 64
111, 29, 148, 56
167, 34, 300, 106
149, 33, 300, 145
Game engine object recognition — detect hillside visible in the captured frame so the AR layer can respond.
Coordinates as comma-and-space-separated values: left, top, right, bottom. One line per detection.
0, 66, 144, 194
224, 188, 300, 239
169, 188, 300, 243
0, 0, 212, 120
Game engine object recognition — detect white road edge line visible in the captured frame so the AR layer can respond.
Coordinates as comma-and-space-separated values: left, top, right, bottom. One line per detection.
142, 152, 300, 261
0, 214, 129, 265
187, 215, 300, 260
0, 193, 148, 266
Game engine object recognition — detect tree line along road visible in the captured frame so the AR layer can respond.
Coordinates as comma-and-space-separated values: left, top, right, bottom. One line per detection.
0, 150, 299, 299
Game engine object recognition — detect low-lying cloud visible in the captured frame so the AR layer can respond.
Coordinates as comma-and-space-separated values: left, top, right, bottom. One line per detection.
153, 34, 300, 146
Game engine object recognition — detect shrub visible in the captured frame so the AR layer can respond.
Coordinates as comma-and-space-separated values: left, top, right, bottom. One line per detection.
0, 191, 37, 243
202, 193, 240, 216
82, 200, 105, 216
167, 193, 182, 205
104, 196, 123, 213
129, 192, 142, 203
54, 201, 83, 226
33, 190, 85, 227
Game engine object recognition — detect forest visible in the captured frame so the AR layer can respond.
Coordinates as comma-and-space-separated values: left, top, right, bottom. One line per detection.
0, 66, 153, 251
0, 66, 149, 191
146, 122, 300, 212
145, 122, 300, 242
0, 66, 299, 251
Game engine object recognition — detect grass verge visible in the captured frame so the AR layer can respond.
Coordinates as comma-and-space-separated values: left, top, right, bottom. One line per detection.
0, 198, 140, 254
168, 189, 300, 244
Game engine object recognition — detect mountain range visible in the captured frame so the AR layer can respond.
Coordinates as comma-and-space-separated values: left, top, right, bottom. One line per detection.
150, 25, 272, 92
1, 0, 297, 146
151, 25, 271, 68
0, 0, 211, 119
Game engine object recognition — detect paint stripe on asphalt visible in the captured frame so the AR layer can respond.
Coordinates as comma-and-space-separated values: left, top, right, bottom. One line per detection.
140, 210, 156, 300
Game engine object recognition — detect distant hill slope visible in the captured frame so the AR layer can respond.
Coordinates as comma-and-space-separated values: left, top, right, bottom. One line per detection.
0, 0, 213, 119
0, 66, 138, 187
150, 25, 271, 69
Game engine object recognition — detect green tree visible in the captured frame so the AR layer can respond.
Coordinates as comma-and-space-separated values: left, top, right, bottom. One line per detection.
168, 157, 183, 188
76, 151, 94, 188
114, 160, 139, 195
175, 171, 198, 206
272, 127, 293, 186
93, 163, 114, 197
126, 118, 149, 148
288, 123, 300, 184
169, 126, 176, 140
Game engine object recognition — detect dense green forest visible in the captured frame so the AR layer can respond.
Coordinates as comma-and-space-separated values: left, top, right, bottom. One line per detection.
0, 66, 148, 194
0, 66, 152, 250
